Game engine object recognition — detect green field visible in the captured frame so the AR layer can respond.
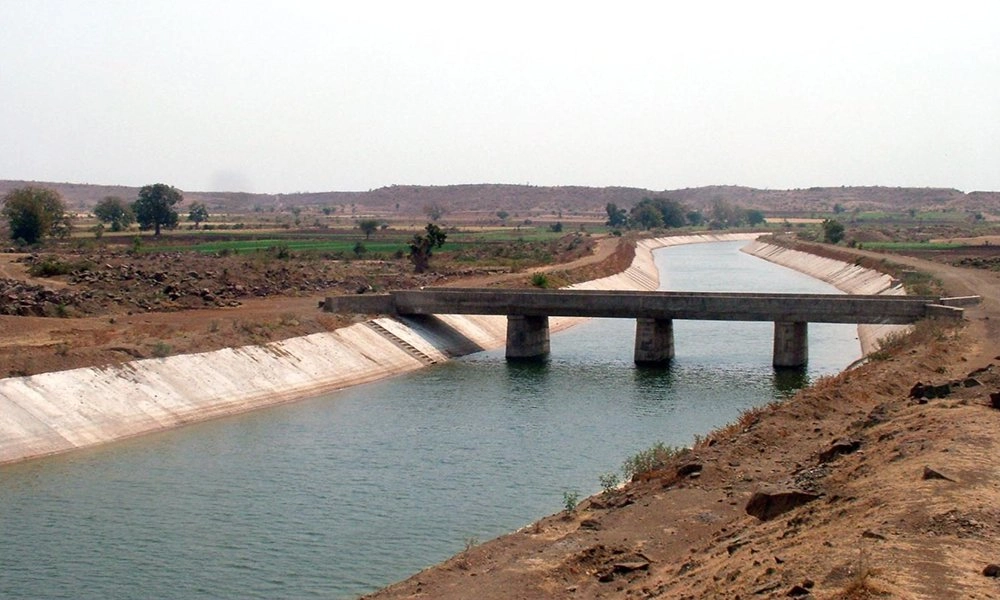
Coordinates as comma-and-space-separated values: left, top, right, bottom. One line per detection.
141, 226, 569, 255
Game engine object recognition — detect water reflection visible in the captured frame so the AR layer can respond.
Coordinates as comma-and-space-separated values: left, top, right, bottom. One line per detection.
773, 368, 810, 395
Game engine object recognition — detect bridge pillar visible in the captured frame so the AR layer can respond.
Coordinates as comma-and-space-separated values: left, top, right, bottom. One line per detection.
506, 315, 550, 360
773, 321, 808, 368
634, 318, 674, 364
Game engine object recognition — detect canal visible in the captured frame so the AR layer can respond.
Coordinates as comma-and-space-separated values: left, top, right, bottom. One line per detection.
0, 241, 860, 599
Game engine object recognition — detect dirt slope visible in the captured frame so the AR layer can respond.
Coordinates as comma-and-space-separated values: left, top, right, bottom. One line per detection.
364, 254, 1000, 599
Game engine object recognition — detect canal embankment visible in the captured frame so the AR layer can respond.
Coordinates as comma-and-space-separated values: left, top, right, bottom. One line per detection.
0, 232, 895, 465
740, 239, 908, 354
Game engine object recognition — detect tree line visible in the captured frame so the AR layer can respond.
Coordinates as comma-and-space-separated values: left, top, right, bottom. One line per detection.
1, 183, 210, 244
605, 197, 765, 231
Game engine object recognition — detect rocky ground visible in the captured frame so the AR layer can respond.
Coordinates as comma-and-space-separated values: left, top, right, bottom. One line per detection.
361, 246, 1000, 600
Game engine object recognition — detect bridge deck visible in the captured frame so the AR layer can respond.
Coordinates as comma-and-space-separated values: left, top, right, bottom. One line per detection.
329, 288, 948, 324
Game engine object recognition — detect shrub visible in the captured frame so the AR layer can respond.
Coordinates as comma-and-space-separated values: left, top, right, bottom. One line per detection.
28, 256, 92, 277
599, 472, 620, 495
622, 442, 684, 481
530, 272, 549, 288
562, 490, 580, 512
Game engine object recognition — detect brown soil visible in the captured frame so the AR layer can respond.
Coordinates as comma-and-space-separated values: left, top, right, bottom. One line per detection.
362, 248, 1000, 600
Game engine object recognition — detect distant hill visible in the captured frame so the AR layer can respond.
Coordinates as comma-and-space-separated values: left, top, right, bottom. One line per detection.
1, 180, 997, 218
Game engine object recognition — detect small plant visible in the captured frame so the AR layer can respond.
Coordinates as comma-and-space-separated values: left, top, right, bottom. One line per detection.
270, 243, 292, 259
868, 328, 911, 361
599, 471, 620, 495
151, 341, 172, 358
622, 442, 684, 481
530, 272, 549, 288
562, 490, 580, 512
28, 256, 92, 277
455, 537, 479, 571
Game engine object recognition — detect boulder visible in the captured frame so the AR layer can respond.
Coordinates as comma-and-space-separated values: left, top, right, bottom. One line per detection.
922, 466, 956, 482
746, 487, 820, 521
818, 439, 861, 463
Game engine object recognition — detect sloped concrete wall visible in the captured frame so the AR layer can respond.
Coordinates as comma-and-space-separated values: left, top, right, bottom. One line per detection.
0, 233, 880, 465
741, 240, 909, 355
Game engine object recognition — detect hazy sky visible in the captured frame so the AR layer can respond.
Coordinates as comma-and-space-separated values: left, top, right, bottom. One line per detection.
1, 1, 998, 193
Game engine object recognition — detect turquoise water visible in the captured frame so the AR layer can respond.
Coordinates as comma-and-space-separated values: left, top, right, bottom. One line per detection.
0, 241, 859, 599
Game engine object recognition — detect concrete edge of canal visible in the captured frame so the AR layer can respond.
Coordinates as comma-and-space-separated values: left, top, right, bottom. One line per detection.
0, 233, 904, 465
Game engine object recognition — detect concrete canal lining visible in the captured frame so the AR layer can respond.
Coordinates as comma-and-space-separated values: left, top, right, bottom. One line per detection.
0, 233, 905, 465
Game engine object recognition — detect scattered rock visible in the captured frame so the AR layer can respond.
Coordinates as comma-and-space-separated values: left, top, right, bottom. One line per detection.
910, 381, 954, 400
818, 439, 861, 463
862, 403, 890, 428
677, 462, 704, 477
963, 377, 982, 388
990, 391, 1000, 410
967, 364, 994, 378
786, 584, 811, 597
726, 539, 748, 555
983, 564, 1000, 577
753, 580, 783, 595
922, 466, 956, 482
612, 560, 650, 573
861, 529, 887, 541
746, 487, 820, 521
578, 518, 602, 531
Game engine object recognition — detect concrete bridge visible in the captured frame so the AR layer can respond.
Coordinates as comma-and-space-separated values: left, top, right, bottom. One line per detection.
324, 289, 968, 367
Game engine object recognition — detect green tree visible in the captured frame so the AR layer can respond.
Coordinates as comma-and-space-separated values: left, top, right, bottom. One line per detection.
709, 199, 743, 228
187, 202, 209, 228
605, 202, 628, 227
630, 202, 664, 229
408, 223, 447, 273
629, 197, 687, 230
358, 218, 380, 239
133, 183, 181, 236
822, 219, 845, 244
745, 209, 766, 226
94, 196, 135, 232
1, 186, 71, 244
496, 210, 509, 223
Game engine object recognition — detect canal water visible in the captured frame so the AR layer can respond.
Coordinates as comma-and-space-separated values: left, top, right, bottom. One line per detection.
0, 241, 860, 599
